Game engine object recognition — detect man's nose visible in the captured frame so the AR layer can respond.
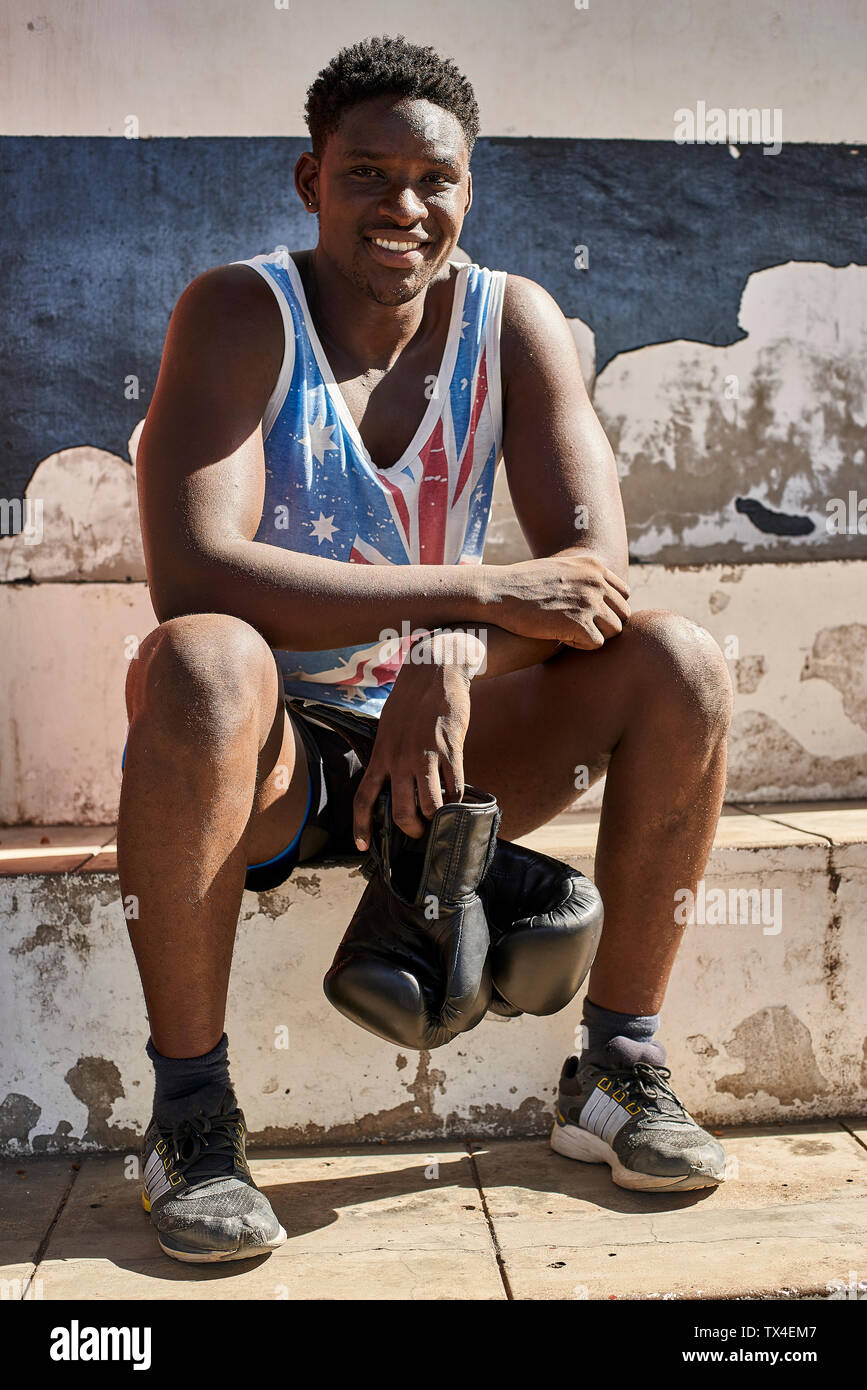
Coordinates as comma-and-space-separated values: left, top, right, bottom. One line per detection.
378, 184, 427, 221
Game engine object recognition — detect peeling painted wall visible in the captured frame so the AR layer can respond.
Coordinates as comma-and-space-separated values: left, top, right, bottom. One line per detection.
1, 823, 864, 1152
2, 6, 866, 829
2, 559, 865, 824
1, 0, 865, 1156
596, 263, 867, 563
2, 138, 866, 567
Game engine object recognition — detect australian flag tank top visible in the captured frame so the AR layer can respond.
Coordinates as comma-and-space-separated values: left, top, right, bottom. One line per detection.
231, 248, 507, 718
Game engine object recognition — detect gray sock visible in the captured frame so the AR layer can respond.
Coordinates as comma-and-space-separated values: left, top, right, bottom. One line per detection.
147, 1032, 232, 1126
580, 997, 661, 1065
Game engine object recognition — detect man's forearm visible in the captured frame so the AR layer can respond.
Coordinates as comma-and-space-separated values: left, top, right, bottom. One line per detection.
155, 540, 496, 650
410, 622, 561, 682
474, 625, 561, 679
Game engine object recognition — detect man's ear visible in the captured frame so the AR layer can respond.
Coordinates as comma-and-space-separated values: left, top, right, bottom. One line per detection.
464, 169, 473, 218
294, 150, 320, 209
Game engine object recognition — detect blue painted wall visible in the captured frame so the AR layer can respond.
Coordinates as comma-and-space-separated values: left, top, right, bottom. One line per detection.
2, 135, 866, 535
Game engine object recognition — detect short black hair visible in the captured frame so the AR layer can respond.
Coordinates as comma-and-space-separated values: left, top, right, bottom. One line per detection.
305, 34, 480, 161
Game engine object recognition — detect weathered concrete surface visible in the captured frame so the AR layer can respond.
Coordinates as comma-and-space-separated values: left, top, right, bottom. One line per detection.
17, 1146, 502, 1301
484, 263, 867, 567
1, 807, 864, 1152
2, 1124, 864, 1301
474, 1124, 867, 1300
0, 826, 115, 875
0, 443, 146, 583
5, 1, 866, 143
2, 561, 866, 822
594, 264, 867, 565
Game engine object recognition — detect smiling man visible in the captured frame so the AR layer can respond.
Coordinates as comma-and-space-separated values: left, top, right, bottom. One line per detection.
118, 34, 733, 1264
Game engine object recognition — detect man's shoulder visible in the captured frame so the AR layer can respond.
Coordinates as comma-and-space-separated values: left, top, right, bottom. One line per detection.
167, 260, 285, 370
176, 258, 285, 322
501, 271, 565, 331
499, 272, 572, 389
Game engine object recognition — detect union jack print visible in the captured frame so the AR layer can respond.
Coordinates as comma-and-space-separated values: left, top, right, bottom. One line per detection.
232, 250, 507, 715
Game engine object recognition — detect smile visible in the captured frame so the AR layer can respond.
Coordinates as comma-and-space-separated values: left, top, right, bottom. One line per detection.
369, 237, 426, 251
364, 236, 431, 267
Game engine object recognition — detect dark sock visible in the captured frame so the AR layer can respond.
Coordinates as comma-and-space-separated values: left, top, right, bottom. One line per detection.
147, 1033, 232, 1126
581, 997, 661, 1065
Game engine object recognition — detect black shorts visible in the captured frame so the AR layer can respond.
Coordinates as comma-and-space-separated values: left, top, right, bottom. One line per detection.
242, 697, 380, 892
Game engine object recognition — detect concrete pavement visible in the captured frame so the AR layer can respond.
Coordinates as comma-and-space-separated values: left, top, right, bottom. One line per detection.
3, 1120, 865, 1300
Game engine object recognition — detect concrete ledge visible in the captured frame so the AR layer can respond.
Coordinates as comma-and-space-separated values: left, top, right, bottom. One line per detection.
2, 803, 865, 1153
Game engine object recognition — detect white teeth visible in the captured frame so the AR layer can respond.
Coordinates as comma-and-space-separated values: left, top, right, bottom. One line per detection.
371, 238, 422, 251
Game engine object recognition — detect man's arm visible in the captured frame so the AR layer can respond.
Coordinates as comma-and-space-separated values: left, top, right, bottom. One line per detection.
136, 265, 490, 646
500, 273, 629, 576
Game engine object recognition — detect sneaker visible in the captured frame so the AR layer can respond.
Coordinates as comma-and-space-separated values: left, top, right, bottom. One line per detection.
550, 1037, 726, 1191
141, 1090, 287, 1262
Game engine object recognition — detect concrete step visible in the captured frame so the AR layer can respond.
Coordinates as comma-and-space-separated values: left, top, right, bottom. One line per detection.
2, 1123, 865, 1300
2, 802, 865, 1153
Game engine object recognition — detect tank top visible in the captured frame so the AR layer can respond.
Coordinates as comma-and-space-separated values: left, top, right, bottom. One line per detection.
231, 248, 507, 717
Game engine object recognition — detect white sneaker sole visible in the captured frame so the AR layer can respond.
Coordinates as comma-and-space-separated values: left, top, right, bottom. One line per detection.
157, 1225, 288, 1263
550, 1122, 725, 1192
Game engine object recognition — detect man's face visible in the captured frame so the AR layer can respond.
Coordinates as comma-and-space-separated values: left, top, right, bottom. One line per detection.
302, 94, 472, 305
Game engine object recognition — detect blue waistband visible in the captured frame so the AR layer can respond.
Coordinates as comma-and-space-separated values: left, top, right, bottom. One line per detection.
244, 762, 313, 869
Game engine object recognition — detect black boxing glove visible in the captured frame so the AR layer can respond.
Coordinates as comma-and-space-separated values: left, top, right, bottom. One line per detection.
324, 784, 502, 1049
479, 837, 603, 1018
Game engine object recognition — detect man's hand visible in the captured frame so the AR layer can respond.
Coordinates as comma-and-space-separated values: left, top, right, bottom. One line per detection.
352, 652, 474, 850
491, 551, 630, 649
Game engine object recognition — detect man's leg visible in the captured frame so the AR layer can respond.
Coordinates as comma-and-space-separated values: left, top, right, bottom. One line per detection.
118, 612, 309, 1057
462, 609, 734, 1190
117, 611, 310, 1259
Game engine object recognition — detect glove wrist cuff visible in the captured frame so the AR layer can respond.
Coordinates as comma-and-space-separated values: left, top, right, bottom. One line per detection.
420, 791, 501, 902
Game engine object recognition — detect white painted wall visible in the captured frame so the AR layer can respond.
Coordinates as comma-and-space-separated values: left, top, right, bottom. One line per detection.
1, 558, 865, 825
2, 0, 865, 141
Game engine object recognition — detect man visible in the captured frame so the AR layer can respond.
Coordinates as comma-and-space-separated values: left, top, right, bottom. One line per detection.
118, 34, 733, 1263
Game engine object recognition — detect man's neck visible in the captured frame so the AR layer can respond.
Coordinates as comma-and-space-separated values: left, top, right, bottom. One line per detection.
295, 246, 450, 373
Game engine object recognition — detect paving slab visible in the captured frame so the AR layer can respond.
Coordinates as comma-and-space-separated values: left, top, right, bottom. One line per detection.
76, 845, 118, 872
0, 1262, 39, 1300
472, 1125, 867, 1300
33, 1145, 504, 1300
5, 1128, 866, 1300
841, 1118, 867, 1149
34, 1248, 503, 1300
0, 1155, 78, 1265
516, 806, 831, 860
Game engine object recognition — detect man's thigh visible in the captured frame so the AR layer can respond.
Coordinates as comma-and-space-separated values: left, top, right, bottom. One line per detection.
462, 608, 732, 840
462, 643, 622, 840
245, 691, 311, 866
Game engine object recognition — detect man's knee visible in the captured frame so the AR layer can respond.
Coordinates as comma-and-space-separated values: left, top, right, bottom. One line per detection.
622, 609, 733, 735
126, 613, 276, 735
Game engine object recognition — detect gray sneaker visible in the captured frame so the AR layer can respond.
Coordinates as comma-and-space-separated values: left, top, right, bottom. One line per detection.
551, 1037, 726, 1191
141, 1090, 287, 1262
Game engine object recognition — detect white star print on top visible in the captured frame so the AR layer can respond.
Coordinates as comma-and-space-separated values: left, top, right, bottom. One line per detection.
230, 249, 507, 717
